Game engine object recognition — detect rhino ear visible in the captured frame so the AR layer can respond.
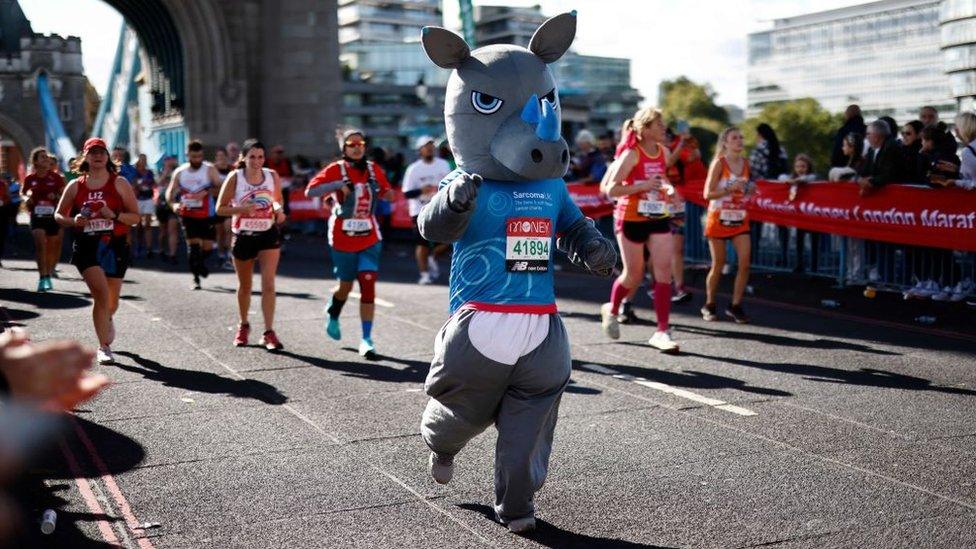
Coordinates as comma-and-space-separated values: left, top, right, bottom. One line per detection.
529, 11, 577, 64
422, 26, 471, 69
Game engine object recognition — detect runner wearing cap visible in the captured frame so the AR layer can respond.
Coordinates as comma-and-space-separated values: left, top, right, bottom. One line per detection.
55, 138, 140, 364
402, 136, 452, 284
216, 139, 286, 350
306, 129, 394, 358
165, 140, 224, 289
22, 147, 66, 291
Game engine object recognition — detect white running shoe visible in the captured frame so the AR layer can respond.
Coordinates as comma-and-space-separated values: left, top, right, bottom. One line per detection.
649, 330, 679, 354
507, 516, 536, 534
951, 279, 974, 302
931, 286, 953, 301
600, 302, 619, 340
418, 272, 433, 285
428, 452, 454, 485
97, 347, 115, 365
427, 257, 441, 280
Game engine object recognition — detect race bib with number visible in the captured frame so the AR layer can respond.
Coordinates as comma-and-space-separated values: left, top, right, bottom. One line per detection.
719, 209, 746, 225
638, 199, 667, 217
505, 217, 552, 273
239, 217, 274, 232
182, 197, 203, 209
341, 218, 373, 235
84, 218, 114, 234
34, 203, 55, 216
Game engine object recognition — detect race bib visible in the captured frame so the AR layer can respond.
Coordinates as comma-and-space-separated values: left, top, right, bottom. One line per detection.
505, 217, 552, 272
341, 218, 373, 235
719, 209, 746, 225
84, 218, 114, 234
239, 217, 274, 232
638, 200, 667, 217
34, 203, 55, 216
182, 197, 203, 209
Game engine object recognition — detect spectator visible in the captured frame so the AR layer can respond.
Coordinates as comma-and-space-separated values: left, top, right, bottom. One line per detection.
828, 133, 864, 181
879, 116, 899, 143
597, 131, 616, 163
111, 146, 138, 182
941, 112, 976, 190
226, 141, 241, 164
0, 173, 12, 267
831, 105, 866, 167
919, 125, 960, 187
778, 153, 819, 272
899, 120, 924, 183
266, 145, 294, 216
749, 123, 788, 180
857, 120, 902, 195
918, 106, 958, 157
567, 129, 607, 184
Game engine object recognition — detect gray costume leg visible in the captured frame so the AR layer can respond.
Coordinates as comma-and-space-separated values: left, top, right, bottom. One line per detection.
420, 310, 571, 523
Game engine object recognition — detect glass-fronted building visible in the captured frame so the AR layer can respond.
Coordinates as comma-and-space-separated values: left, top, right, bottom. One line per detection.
338, 0, 441, 46
748, 0, 955, 123
941, 0, 976, 111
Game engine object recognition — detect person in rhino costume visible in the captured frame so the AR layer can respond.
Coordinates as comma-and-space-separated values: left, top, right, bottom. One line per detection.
417, 11, 617, 534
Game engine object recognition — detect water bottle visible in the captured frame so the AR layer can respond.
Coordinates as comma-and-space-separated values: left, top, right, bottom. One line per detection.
914, 316, 936, 325
820, 299, 840, 308
41, 509, 56, 535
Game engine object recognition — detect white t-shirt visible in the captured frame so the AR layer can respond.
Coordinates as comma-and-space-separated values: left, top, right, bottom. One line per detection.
402, 157, 452, 217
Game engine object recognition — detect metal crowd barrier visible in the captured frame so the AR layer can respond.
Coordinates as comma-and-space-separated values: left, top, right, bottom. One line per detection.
681, 202, 976, 290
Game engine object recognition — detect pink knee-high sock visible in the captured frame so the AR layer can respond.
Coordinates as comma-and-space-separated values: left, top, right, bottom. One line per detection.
653, 282, 671, 331
610, 279, 631, 315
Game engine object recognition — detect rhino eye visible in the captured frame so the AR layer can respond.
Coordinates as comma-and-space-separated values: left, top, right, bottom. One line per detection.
471, 91, 503, 115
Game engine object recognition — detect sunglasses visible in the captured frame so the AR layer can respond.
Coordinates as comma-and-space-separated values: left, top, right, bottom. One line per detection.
344, 141, 366, 148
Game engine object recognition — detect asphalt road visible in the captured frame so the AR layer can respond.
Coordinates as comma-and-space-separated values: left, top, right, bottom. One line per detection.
3, 236, 976, 549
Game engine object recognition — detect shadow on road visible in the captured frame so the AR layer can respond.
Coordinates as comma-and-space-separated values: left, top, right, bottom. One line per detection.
275, 349, 428, 383
681, 351, 976, 396
0, 288, 90, 310
113, 351, 288, 405
672, 324, 900, 356
10, 479, 121, 548
574, 359, 792, 397
457, 503, 675, 548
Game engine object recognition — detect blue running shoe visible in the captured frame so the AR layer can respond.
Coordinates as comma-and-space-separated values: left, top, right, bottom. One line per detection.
37, 278, 47, 292
43, 276, 53, 291
326, 317, 341, 340
358, 337, 376, 358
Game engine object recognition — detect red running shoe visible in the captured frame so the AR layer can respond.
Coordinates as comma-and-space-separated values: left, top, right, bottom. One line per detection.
233, 323, 250, 347
260, 330, 283, 351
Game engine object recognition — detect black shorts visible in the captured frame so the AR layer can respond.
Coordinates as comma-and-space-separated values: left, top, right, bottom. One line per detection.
619, 219, 671, 243
156, 202, 172, 223
71, 234, 130, 278
29, 215, 61, 236
232, 226, 282, 261
181, 217, 216, 241
212, 214, 229, 223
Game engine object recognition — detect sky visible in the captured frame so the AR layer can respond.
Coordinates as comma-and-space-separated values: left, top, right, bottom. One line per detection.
21, 0, 868, 108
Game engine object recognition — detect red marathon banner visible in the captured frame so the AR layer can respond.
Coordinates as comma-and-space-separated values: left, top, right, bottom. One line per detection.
680, 179, 976, 252
566, 182, 614, 220
287, 188, 329, 221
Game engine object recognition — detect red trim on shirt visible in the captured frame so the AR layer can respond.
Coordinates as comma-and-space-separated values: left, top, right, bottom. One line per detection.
460, 302, 558, 314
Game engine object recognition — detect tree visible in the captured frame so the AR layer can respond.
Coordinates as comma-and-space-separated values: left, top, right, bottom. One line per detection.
742, 98, 843, 177
658, 77, 730, 162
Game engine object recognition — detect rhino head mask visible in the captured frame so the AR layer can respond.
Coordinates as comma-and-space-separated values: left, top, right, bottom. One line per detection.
422, 12, 576, 182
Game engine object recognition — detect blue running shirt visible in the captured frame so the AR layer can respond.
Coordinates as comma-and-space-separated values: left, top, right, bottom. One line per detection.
441, 171, 584, 314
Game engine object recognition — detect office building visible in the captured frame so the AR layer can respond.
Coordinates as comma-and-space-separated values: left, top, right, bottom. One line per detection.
747, 0, 954, 123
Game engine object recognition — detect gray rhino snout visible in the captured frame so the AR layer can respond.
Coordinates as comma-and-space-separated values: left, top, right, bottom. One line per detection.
491, 116, 569, 180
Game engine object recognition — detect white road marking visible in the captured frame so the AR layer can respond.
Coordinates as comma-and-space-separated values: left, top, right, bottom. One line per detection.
579, 363, 757, 416
347, 292, 395, 308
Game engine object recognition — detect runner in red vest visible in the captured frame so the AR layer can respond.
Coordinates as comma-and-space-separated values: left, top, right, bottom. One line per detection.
306, 129, 394, 358
22, 147, 66, 292
600, 108, 681, 353
55, 138, 140, 364
702, 127, 753, 323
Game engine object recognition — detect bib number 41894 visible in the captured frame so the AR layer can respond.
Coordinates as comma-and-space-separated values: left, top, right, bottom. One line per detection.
505, 217, 552, 272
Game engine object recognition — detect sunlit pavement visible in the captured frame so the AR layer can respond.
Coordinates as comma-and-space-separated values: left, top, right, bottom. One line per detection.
5, 237, 976, 548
